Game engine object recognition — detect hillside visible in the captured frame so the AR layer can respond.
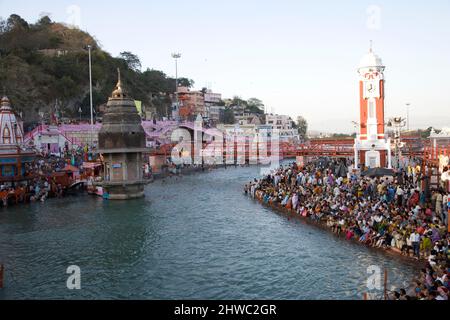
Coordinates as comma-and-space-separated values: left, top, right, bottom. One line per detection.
0, 14, 191, 126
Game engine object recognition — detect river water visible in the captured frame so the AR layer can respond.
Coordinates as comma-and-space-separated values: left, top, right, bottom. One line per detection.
0, 165, 419, 300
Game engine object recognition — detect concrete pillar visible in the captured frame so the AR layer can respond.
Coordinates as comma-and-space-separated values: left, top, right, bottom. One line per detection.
387, 142, 392, 169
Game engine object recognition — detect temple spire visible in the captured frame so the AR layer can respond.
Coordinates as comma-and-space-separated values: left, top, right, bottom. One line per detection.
369, 40, 373, 53
117, 68, 121, 86
111, 68, 127, 99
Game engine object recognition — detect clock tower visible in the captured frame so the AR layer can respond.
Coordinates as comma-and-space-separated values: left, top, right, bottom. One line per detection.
354, 44, 392, 169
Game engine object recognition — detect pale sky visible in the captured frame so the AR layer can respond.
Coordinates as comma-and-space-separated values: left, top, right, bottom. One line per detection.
1, 0, 449, 133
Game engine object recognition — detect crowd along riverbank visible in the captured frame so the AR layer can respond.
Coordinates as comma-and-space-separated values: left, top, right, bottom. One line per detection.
244, 159, 449, 300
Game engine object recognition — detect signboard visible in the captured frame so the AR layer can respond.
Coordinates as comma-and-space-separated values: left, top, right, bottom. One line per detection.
112, 163, 122, 169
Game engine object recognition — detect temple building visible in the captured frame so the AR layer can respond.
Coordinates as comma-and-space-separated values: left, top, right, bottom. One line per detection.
0, 96, 36, 183
97, 70, 149, 199
354, 45, 392, 169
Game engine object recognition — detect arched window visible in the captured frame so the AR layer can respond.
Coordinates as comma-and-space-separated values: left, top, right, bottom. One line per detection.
13, 123, 22, 144
3, 126, 11, 144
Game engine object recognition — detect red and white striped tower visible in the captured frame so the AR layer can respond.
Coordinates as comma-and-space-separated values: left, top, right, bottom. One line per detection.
354, 43, 392, 169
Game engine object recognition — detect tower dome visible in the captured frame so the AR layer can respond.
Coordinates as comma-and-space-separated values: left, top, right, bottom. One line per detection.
358, 43, 384, 71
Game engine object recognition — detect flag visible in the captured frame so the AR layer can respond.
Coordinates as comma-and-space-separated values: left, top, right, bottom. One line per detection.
135, 100, 142, 116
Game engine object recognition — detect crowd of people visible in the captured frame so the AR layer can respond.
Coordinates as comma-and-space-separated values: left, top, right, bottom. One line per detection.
244, 158, 449, 300
1, 156, 78, 206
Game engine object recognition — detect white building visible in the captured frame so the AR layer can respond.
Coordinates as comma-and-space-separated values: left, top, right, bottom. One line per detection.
265, 114, 299, 142
203, 89, 222, 121
235, 113, 262, 126
204, 90, 222, 106
25, 125, 76, 156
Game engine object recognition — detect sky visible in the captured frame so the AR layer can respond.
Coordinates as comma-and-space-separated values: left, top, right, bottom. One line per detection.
1, 0, 449, 133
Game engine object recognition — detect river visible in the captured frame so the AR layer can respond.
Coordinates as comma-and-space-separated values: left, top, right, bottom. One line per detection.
0, 165, 419, 299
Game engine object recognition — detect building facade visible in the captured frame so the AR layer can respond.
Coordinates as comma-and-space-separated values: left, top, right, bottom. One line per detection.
265, 114, 299, 141
177, 86, 206, 120
204, 89, 222, 122
208, 105, 225, 124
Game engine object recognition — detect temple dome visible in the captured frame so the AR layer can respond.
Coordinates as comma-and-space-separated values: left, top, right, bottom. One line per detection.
0, 96, 24, 145
1, 96, 12, 111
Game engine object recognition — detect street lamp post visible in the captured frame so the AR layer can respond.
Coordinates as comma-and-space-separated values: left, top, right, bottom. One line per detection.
171, 53, 181, 120
88, 45, 94, 147
351, 121, 360, 169
406, 103, 411, 131
387, 117, 406, 169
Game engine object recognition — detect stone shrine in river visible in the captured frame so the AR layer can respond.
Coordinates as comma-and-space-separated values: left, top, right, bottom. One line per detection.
97, 70, 148, 199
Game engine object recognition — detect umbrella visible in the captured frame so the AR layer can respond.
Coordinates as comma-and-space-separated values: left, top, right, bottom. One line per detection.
361, 167, 395, 177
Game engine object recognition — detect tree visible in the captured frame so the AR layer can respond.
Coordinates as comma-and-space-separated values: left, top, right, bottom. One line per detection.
6, 14, 29, 32
222, 107, 236, 124
247, 97, 264, 111
142, 69, 170, 94
296, 116, 308, 141
119, 51, 141, 72
417, 127, 441, 139
178, 77, 194, 88
231, 96, 247, 108
37, 15, 52, 27
0, 18, 6, 34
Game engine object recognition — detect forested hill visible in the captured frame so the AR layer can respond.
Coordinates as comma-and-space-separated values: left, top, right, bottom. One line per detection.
0, 14, 192, 125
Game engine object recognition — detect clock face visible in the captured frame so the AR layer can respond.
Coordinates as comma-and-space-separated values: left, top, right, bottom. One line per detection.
364, 81, 379, 98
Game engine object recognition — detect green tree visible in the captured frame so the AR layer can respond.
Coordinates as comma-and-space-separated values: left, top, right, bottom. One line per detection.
0, 18, 6, 34
36, 15, 52, 27
419, 127, 440, 139
247, 97, 264, 111
222, 107, 236, 124
296, 116, 308, 141
177, 77, 194, 88
142, 69, 170, 94
6, 14, 29, 31
119, 51, 142, 72
231, 96, 247, 108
